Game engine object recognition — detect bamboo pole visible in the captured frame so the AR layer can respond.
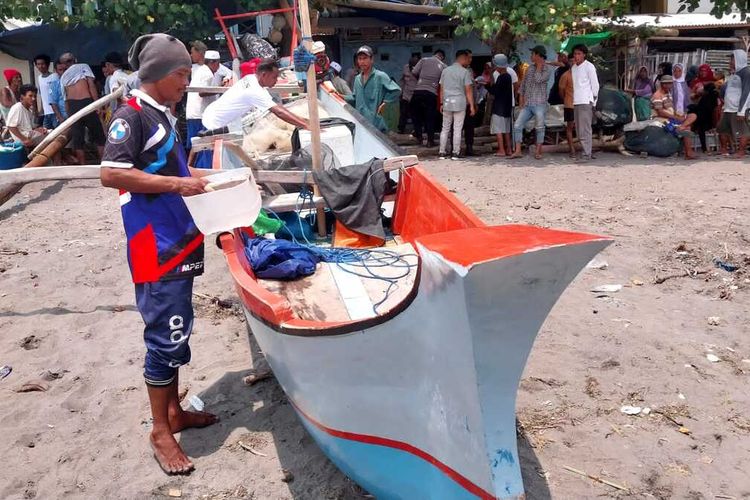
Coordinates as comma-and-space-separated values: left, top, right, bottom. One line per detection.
29, 87, 124, 159
0, 164, 101, 186
0, 135, 69, 207
298, 0, 327, 237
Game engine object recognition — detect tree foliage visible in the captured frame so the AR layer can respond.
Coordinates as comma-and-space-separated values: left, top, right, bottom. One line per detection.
0, 0, 273, 39
442, 0, 628, 42
443, 0, 748, 43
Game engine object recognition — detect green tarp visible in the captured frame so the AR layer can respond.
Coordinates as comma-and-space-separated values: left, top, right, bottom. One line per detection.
560, 32, 612, 53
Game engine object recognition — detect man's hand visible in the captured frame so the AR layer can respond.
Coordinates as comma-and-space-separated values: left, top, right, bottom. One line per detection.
469, 105, 477, 117
377, 102, 387, 115
21, 137, 34, 147
737, 113, 747, 122
176, 177, 209, 196
55, 113, 65, 124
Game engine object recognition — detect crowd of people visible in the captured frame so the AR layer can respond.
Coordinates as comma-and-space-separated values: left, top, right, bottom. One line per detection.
394, 46, 750, 161
0, 51, 133, 164
3, 40, 749, 165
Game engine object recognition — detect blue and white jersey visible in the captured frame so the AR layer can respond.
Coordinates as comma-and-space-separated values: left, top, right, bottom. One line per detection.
102, 89, 204, 283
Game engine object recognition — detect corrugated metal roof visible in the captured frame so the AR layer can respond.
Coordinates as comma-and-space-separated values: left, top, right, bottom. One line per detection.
592, 13, 748, 28
2, 19, 40, 32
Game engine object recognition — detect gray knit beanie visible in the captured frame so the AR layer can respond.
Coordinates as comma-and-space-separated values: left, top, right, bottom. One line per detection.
128, 33, 191, 83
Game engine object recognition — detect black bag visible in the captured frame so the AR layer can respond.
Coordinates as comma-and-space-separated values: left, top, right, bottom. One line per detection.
238, 34, 277, 59
596, 87, 633, 128
624, 126, 681, 157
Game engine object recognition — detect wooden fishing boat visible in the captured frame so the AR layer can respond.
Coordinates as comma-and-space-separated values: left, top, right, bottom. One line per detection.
216, 87, 612, 498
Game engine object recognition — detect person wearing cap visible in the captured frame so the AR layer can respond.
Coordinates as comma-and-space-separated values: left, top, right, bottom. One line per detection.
492, 53, 519, 109
511, 45, 552, 160
202, 58, 309, 132
489, 54, 514, 156
345, 45, 401, 132
571, 44, 599, 162
59, 52, 107, 165
312, 41, 333, 84
1, 68, 22, 123
438, 49, 476, 159
329, 61, 352, 96
185, 43, 230, 147
411, 49, 447, 147
240, 58, 262, 78
100, 33, 218, 476
186, 49, 226, 167
650, 74, 697, 159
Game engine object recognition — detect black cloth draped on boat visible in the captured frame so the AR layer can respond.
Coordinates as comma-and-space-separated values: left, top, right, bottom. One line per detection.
309, 148, 387, 241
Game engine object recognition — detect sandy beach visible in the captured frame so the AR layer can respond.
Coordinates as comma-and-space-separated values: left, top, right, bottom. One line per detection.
1, 154, 748, 499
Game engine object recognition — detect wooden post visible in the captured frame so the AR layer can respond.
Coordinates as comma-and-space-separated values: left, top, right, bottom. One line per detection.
298, 0, 327, 237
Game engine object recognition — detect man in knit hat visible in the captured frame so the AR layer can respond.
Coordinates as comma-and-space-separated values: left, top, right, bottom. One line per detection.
100, 33, 217, 475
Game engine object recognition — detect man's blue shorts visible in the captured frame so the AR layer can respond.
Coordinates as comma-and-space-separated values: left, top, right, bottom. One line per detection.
186, 118, 213, 169
135, 278, 194, 386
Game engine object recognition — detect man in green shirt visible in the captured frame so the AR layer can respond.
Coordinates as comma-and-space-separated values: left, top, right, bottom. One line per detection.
345, 46, 401, 132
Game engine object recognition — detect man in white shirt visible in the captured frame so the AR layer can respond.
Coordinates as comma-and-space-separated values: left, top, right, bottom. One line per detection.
34, 53, 58, 129
202, 59, 308, 132
570, 44, 599, 161
104, 52, 129, 95
186, 49, 226, 167
7, 84, 49, 148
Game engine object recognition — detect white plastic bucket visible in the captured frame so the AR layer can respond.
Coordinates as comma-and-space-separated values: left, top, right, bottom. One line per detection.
298, 125, 354, 166
182, 169, 261, 234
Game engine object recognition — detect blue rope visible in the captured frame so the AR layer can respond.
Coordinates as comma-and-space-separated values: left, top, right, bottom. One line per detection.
257, 162, 418, 312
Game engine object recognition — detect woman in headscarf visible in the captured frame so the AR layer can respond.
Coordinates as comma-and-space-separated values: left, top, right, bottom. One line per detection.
1, 68, 22, 122
690, 64, 715, 99
672, 63, 690, 117
630, 66, 653, 121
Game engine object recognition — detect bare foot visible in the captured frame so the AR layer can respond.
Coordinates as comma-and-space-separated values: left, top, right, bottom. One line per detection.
495, 150, 506, 156
150, 429, 194, 475
168, 408, 219, 433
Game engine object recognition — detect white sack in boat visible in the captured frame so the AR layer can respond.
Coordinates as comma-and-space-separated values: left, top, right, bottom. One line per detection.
242, 98, 329, 157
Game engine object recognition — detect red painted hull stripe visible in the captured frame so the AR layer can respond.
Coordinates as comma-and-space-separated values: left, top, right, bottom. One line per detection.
289, 399, 496, 500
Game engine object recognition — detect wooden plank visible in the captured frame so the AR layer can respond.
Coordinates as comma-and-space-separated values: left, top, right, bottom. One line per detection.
257, 242, 417, 323
187, 83, 304, 94
262, 192, 325, 212
259, 264, 351, 322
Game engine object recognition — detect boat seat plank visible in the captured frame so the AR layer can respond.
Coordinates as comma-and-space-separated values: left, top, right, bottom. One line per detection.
262, 193, 325, 213
257, 242, 418, 323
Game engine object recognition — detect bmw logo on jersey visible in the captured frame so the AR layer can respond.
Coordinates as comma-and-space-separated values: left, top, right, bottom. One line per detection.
108, 118, 131, 144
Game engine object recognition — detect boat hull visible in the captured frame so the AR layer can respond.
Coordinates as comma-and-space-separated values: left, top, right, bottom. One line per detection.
235, 229, 610, 499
